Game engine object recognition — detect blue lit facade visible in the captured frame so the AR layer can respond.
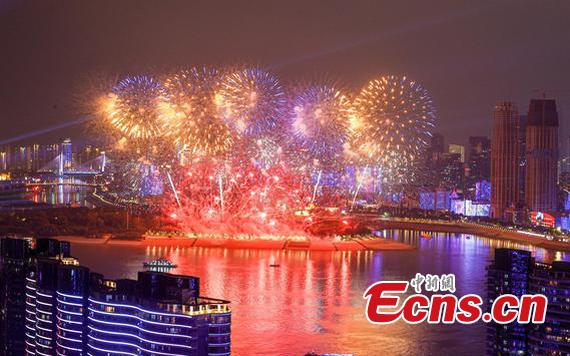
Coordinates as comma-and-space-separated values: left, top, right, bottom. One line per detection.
486, 248, 532, 354
87, 272, 231, 356
0, 238, 32, 354
528, 261, 570, 355
8, 237, 232, 356
487, 248, 570, 355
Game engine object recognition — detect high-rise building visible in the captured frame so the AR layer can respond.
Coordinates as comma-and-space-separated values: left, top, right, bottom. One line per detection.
525, 99, 559, 213
440, 152, 464, 190
60, 138, 73, 174
0, 237, 232, 356
487, 248, 570, 355
491, 101, 522, 220
428, 133, 445, 156
527, 260, 570, 355
424, 133, 445, 187
448, 144, 465, 163
466, 136, 490, 198
518, 114, 528, 203
486, 248, 533, 354
0, 238, 33, 355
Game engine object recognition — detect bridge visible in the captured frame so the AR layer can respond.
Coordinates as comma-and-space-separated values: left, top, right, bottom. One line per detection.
37, 151, 107, 177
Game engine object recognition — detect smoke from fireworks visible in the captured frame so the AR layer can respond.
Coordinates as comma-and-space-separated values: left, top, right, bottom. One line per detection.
104, 76, 164, 141
291, 85, 353, 169
90, 69, 437, 235
352, 75, 436, 183
216, 68, 286, 137
159, 67, 234, 157
166, 160, 310, 234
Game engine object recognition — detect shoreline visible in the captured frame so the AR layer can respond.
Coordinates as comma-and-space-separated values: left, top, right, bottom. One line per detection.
366, 218, 570, 252
50, 234, 414, 251
49, 218, 570, 252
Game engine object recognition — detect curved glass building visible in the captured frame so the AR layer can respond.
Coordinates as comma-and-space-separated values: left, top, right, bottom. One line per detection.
1, 237, 231, 356
87, 272, 231, 356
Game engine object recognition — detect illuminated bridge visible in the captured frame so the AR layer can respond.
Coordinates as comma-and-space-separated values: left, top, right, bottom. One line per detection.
37, 151, 107, 177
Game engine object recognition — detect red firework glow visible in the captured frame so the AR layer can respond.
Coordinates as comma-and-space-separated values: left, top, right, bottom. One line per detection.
164, 159, 313, 235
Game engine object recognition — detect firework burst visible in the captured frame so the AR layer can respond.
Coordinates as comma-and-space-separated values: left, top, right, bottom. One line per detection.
104, 75, 164, 141
352, 75, 436, 182
159, 67, 233, 158
216, 68, 286, 137
290, 85, 353, 169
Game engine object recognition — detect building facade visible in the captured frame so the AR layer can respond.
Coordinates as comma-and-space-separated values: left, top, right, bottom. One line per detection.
487, 248, 570, 355
1, 237, 231, 356
0, 238, 33, 355
466, 136, 490, 198
525, 99, 559, 213
491, 101, 522, 221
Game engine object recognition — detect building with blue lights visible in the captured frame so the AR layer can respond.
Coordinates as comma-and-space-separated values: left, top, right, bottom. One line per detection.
487, 248, 570, 355
0, 237, 231, 356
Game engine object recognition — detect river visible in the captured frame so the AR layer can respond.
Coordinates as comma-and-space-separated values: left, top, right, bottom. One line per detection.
70, 230, 568, 356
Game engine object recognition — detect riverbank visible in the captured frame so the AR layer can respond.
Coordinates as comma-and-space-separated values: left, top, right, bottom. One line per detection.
50, 217, 570, 252
366, 218, 570, 252
51, 234, 414, 251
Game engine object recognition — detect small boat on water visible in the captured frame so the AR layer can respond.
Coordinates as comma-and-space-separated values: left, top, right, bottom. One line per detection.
420, 232, 432, 240
269, 264, 280, 267
143, 257, 177, 272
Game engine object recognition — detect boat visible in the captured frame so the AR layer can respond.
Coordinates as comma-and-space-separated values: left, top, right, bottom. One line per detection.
420, 232, 432, 240
143, 257, 178, 269
269, 264, 280, 267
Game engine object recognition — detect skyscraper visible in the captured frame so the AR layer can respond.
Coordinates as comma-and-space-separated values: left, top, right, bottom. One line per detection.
487, 248, 533, 354
467, 136, 490, 198
0, 238, 33, 355
440, 152, 464, 190
525, 99, 559, 213
487, 248, 570, 355
448, 144, 465, 163
59, 138, 73, 174
491, 101, 521, 220
0, 237, 232, 356
425, 133, 445, 187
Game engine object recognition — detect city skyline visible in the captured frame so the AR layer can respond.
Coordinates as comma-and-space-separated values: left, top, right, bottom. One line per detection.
1, 2, 569, 355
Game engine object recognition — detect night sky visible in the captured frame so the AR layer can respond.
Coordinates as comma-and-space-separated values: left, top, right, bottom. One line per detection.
1, 0, 569, 147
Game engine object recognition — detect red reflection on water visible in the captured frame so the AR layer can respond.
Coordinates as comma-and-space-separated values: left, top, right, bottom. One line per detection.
71, 231, 567, 355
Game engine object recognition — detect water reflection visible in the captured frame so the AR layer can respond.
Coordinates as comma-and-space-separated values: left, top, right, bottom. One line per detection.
30, 184, 94, 207
71, 231, 568, 356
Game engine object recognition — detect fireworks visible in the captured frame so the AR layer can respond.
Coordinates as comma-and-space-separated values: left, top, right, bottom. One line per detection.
352, 75, 436, 182
290, 85, 353, 168
159, 67, 234, 157
89, 69, 437, 235
104, 75, 164, 141
166, 160, 309, 234
216, 68, 286, 137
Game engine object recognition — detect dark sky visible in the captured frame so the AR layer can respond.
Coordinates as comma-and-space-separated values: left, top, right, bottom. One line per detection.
1, 0, 569, 147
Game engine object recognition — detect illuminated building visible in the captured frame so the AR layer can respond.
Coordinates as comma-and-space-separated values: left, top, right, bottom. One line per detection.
518, 114, 527, 203
448, 143, 465, 163
0, 237, 232, 356
419, 189, 451, 210
486, 248, 533, 354
528, 261, 570, 355
0, 238, 33, 354
491, 101, 522, 221
88, 272, 231, 356
425, 133, 445, 187
440, 152, 464, 190
59, 138, 73, 175
487, 248, 570, 355
466, 136, 490, 198
525, 99, 559, 213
